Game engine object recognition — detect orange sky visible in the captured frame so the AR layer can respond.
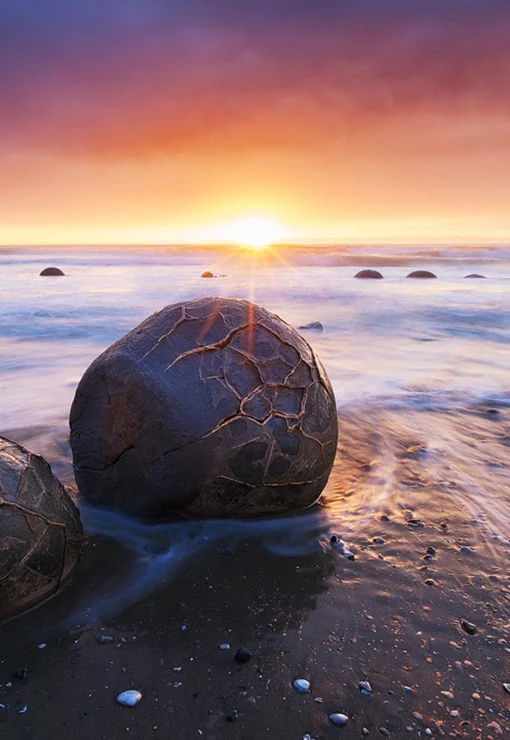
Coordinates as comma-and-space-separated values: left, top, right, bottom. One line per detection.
1, 1, 509, 245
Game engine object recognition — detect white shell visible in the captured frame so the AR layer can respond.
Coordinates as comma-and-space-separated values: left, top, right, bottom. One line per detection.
329, 713, 349, 726
293, 678, 310, 694
116, 690, 142, 707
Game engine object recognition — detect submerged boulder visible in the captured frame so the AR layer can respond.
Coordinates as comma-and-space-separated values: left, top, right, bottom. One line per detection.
406, 270, 437, 279
0, 437, 83, 622
70, 297, 338, 519
201, 271, 214, 278
299, 321, 324, 331
464, 274, 486, 279
354, 269, 384, 279
40, 267, 65, 276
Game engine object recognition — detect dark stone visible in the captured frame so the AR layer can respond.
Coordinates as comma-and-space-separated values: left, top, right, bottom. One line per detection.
464, 274, 486, 279
70, 297, 338, 519
96, 635, 114, 644
298, 321, 324, 331
0, 437, 83, 622
235, 647, 252, 663
354, 269, 384, 279
426, 546, 436, 555
406, 271, 437, 279
461, 619, 477, 635
201, 271, 214, 278
39, 267, 65, 276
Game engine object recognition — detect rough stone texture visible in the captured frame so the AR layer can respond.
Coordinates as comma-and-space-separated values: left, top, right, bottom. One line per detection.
0, 436, 83, 622
406, 270, 437, 279
40, 267, 65, 276
464, 274, 486, 279
354, 269, 384, 279
70, 297, 338, 519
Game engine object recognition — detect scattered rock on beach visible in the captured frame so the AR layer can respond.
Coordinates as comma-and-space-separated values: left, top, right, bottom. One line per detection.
503, 682, 510, 693
354, 269, 384, 279
464, 274, 486, 279
359, 680, 372, 694
329, 713, 349, 727
39, 266, 65, 276
235, 647, 252, 663
406, 270, 438, 279
293, 679, 310, 694
0, 436, 83, 622
201, 271, 214, 278
116, 690, 142, 707
70, 297, 338, 519
461, 619, 477, 635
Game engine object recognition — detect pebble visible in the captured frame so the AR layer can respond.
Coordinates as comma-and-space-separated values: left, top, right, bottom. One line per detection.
408, 519, 425, 528
425, 730, 432, 737
97, 635, 115, 645
220, 644, 230, 650
426, 546, 436, 555
487, 721, 503, 735
461, 619, 477, 635
380, 515, 390, 522
460, 546, 475, 554
441, 690, 454, 699
38, 643, 47, 649
116, 690, 142, 707
329, 713, 349, 727
503, 683, 510, 693
331, 537, 355, 560
373, 537, 385, 545
424, 579, 436, 586
293, 679, 310, 694
359, 681, 373, 694
379, 728, 390, 737
235, 647, 252, 663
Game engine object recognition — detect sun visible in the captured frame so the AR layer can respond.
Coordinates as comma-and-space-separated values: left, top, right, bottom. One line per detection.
224, 216, 285, 250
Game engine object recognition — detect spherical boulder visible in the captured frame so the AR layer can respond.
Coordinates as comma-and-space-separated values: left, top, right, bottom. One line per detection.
0, 436, 83, 622
40, 267, 65, 276
201, 271, 214, 278
406, 270, 437, 279
464, 273, 486, 279
354, 269, 384, 279
70, 297, 338, 519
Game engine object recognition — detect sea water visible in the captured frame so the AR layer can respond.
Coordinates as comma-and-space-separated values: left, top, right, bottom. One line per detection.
1, 245, 509, 618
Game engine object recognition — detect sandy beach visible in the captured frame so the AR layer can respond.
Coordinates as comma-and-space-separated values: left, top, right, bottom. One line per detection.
2, 403, 509, 739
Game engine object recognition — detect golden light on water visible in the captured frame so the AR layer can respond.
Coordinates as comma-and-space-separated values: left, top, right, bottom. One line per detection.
222, 216, 287, 250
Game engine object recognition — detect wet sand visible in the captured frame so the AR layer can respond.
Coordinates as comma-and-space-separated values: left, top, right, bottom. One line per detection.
1, 406, 509, 739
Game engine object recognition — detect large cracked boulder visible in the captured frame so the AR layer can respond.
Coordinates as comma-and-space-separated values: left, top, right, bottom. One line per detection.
0, 437, 83, 622
70, 297, 338, 518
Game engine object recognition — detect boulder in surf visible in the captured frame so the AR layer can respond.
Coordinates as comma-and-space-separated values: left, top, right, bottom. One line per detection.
0, 436, 83, 622
70, 297, 338, 518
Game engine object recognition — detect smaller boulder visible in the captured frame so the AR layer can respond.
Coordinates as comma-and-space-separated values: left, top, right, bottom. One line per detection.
354, 269, 384, 280
464, 274, 486, 279
201, 271, 214, 278
40, 267, 65, 276
406, 270, 437, 279
298, 321, 323, 331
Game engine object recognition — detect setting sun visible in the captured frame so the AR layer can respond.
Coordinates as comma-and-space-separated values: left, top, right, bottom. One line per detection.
223, 216, 286, 249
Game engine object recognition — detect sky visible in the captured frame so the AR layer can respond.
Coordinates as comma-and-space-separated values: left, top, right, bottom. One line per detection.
1, 0, 510, 245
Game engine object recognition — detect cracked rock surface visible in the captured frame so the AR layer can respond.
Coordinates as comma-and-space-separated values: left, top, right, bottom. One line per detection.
0, 436, 83, 622
70, 297, 338, 518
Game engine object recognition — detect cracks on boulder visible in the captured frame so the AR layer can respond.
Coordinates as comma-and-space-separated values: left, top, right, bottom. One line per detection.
164, 322, 255, 371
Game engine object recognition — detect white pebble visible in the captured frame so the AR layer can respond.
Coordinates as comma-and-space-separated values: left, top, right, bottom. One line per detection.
359, 680, 372, 694
116, 690, 142, 707
293, 678, 310, 694
220, 644, 230, 650
329, 713, 349, 726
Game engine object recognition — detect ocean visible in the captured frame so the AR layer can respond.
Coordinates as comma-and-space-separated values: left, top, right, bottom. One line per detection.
1, 244, 509, 618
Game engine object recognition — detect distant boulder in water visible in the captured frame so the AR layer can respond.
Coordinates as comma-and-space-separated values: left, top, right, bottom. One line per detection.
40, 267, 65, 276
354, 269, 384, 280
299, 321, 324, 331
201, 271, 214, 278
406, 270, 437, 279
464, 274, 486, 279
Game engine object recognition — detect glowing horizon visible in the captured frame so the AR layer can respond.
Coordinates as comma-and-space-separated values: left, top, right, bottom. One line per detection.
1, 1, 510, 247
